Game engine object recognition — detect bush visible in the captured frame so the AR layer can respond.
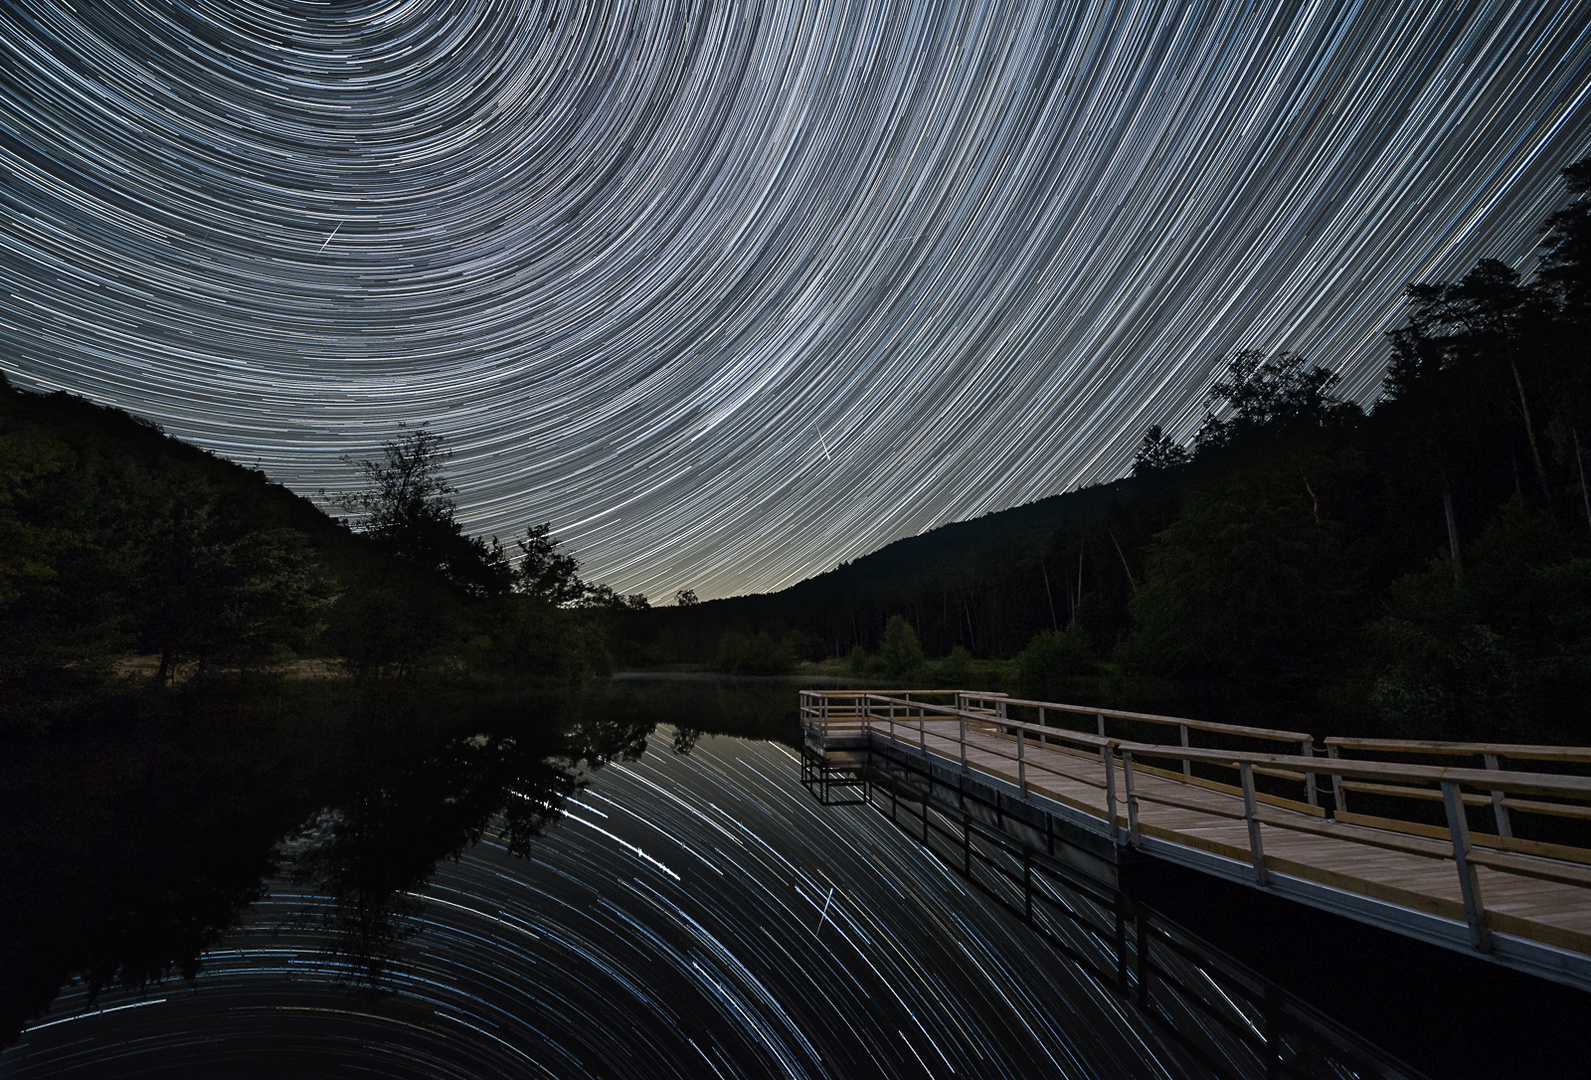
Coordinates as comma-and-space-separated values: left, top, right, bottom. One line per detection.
715, 630, 795, 676
1013, 624, 1094, 701
482, 595, 600, 685
935, 645, 973, 686
878, 616, 925, 679
1365, 499, 1591, 741
1369, 621, 1518, 740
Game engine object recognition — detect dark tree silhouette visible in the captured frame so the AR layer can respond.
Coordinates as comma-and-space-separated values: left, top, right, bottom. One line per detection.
1387, 259, 1555, 505
344, 427, 510, 598
1536, 157, 1591, 318
514, 522, 586, 605
1194, 350, 1358, 452
1131, 424, 1191, 474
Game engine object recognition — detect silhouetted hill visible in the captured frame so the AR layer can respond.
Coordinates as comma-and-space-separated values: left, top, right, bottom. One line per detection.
3, 380, 348, 545
1, 374, 634, 706
644, 151, 1591, 743
655, 468, 1183, 664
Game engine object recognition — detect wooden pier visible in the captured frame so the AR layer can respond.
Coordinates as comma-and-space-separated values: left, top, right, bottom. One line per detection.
800, 689, 1591, 994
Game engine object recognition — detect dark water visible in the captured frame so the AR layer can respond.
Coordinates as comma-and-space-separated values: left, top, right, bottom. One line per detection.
0, 677, 1580, 1077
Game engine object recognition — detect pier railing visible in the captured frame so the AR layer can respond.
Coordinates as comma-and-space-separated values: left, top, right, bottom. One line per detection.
799, 690, 1591, 957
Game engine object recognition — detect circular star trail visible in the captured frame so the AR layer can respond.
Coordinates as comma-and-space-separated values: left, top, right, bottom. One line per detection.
5, 732, 1214, 1078
2, 0, 1590, 598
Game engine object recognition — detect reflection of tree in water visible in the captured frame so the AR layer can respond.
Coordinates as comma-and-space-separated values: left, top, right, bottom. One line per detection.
5, 676, 802, 1034
284, 708, 655, 997
0, 681, 662, 1038
283, 807, 427, 997
551, 676, 813, 760
573, 677, 806, 749
0, 683, 317, 1041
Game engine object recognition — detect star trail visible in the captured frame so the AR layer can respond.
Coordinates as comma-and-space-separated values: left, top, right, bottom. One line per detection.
3, 732, 1207, 1078
2, 0, 1590, 598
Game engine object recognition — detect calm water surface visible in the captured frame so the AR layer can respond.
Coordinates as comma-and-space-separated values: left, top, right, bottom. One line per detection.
1, 677, 1579, 1078
2, 677, 1204, 1077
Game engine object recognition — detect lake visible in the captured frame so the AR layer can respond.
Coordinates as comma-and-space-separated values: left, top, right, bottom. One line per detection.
1, 677, 1581, 1077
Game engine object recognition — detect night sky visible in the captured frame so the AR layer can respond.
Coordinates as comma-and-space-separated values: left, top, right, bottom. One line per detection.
3, 1, 1590, 599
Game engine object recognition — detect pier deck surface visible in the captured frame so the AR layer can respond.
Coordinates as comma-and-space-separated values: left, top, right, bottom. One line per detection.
802, 691, 1591, 991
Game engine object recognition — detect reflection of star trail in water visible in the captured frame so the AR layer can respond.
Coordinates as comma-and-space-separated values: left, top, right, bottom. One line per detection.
4, 732, 1197, 1077
2, 2, 1589, 598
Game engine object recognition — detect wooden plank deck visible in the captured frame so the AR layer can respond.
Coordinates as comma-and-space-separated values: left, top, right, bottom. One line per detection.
801, 694, 1591, 991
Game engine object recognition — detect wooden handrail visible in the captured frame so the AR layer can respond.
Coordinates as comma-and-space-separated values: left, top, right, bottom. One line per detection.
860, 692, 961, 708
934, 719, 1591, 828
825, 699, 1591, 798
806, 691, 1591, 799
1114, 742, 1591, 800
1323, 736, 1591, 763
888, 718, 1591, 801
817, 693, 1591, 782
996, 696, 1313, 744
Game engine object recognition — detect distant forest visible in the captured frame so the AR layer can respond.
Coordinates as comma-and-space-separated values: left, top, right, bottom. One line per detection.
2, 157, 1588, 742
649, 157, 1591, 741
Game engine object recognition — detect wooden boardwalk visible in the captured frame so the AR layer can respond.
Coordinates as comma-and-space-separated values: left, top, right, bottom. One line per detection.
800, 690, 1591, 992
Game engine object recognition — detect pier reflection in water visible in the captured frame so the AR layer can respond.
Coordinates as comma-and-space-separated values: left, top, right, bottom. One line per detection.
0, 678, 1454, 1076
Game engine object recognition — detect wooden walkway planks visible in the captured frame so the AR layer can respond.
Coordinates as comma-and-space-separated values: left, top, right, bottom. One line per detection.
813, 702, 1591, 982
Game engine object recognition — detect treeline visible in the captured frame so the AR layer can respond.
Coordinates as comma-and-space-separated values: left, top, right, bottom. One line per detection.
0, 384, 668, 1031
0, 385, 648, 727
648, 158, 1591, 742
7, 159, 1588, 743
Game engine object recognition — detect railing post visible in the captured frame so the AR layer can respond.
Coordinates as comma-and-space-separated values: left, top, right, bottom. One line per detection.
1096, 711, 1106, 740
919, 705, 927, 753
1327, 744, 1346, 816
1178, 723, 1190, 778
1240, 762, 1269, 886
1442, 781, 1492, 952
1122, 751, 1141, 849
1303, 740, 1317, 808
1483, 754, 1512, 838
1101, 746, 1122, 847
959, 711, 967, 771
1017, 726, 1026, 793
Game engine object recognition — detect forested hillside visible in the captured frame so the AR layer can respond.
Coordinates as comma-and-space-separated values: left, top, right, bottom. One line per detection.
0, 384, 647, 727
650, 158, 1591, 742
